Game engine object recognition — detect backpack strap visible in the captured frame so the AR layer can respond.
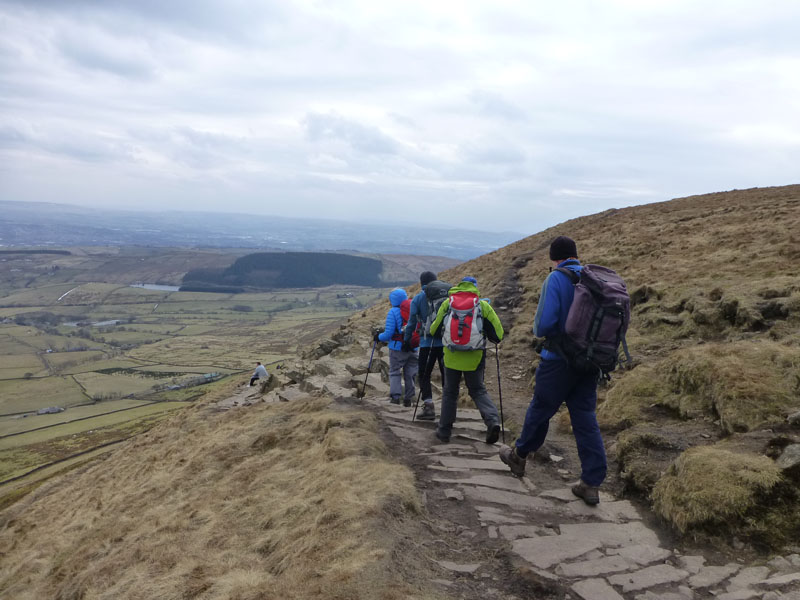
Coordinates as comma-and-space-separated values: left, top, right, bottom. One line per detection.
555, 267, 580, 285
390, 307, 405, 341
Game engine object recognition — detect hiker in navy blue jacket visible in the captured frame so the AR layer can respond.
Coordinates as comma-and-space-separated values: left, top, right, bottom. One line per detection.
374, 288, 418, 405
403, 271, 444, 420
499, 236, 607, 505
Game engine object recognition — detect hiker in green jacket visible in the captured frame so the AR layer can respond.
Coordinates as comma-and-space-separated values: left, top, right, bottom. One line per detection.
429, 277, 504, 444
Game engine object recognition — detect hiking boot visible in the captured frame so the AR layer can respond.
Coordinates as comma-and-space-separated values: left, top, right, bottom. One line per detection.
389, 396, 401, 405
572, 480, 600, 505
499, 444, 526, 477
403, 398, 412, 407
435, 429, 450, 443
417, 402, 436, 420
485, 423, 501, 445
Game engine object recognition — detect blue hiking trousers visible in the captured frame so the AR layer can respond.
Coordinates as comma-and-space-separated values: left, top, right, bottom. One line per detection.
515, 359, 607, 487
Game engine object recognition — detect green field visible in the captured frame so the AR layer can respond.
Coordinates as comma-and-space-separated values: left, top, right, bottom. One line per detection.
0, 402, 189, 482
0, 249, 390, 501
0, 377, 89, 415
0, 398, 150, 437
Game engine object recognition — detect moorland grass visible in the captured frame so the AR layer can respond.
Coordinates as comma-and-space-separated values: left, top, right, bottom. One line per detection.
599, 340, 800, 434
652, 446, 782, 533
0, 397, 423, 600
660, 341, 800, 433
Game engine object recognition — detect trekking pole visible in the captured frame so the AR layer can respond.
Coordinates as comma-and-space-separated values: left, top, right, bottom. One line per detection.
359, 340, 377, 399
411, 389, 423, 422
412, 346, 436, 422
494, 343, 505, 444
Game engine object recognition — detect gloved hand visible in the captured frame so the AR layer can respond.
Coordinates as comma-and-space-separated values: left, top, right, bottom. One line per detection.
401, 340, 412, 352
373, 330, 383, 342
532, 336, 546, 353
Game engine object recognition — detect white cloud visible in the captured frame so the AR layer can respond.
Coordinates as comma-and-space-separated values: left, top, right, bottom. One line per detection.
0, 0, 798, 234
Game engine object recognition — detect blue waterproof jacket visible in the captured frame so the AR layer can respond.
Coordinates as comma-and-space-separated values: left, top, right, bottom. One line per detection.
378, 288, 408, 351
404, 289, 443, 349
533, 259, 582, 361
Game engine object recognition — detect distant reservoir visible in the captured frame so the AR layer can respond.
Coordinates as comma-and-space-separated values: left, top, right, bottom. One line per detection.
130, 284, 181, 291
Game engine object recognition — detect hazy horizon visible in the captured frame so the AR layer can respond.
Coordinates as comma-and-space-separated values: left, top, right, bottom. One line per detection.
1, 1, 799, 232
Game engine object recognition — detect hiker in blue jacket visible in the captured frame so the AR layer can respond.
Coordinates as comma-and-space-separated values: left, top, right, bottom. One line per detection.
374, 288, 418, 405
499, 236, 607, 505
403, 271, 445, 420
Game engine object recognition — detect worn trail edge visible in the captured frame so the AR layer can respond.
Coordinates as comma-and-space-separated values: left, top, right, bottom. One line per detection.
225, 336, 800, 600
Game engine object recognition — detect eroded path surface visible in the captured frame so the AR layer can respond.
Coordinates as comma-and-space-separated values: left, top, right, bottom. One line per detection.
363, 395, 800, 600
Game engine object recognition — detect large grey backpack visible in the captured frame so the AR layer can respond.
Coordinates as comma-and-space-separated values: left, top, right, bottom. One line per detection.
549, 265, 631, 378
422, 280, 451, 340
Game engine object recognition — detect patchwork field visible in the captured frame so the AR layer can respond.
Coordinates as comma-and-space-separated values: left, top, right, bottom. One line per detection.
0, 248, 395, 502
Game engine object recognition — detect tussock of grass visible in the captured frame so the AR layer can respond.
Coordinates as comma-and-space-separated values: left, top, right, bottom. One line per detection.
597, 366, 666, 429
660, 341, 800, 433
598, 341, 800, 434
652, 446, 782, 533
0, 397, 422, 600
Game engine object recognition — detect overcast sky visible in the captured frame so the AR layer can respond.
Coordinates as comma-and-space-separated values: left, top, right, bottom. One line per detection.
1, 1, 798, 233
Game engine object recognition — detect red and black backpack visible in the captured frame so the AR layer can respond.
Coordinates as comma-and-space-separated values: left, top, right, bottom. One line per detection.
391, 298, 420, 348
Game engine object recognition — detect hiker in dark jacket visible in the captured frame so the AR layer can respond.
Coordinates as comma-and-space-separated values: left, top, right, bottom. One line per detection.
403, 271, 445, 420
499, 236, 607, 505
429, 277, 504, 444
375, 288, 418, 405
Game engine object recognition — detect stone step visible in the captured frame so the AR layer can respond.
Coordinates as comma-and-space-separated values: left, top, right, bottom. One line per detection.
607, 564, 690, 593
558, 521, 660, 548
437, 456, 509, 472
513, 536, 603, 569
431, 474, 528, 493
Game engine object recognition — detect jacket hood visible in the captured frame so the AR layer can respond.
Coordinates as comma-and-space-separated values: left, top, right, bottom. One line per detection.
389, 288, 408, 307
448, 281, 479, 296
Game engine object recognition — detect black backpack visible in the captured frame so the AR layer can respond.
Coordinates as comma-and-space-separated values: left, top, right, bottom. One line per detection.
422, 280, 451, 340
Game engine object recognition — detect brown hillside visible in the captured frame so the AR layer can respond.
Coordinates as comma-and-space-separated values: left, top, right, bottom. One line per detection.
2, 186, 798, 600
354, 184, 800, 547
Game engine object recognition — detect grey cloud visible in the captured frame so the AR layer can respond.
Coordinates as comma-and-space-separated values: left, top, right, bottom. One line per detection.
462, 142, 526, 166
0, 124, 133, 163
1, 0, 289, 45
304, 113, 399, 155
470, 91, 527, 121
2, 1, 799, 232
57, 29, 156, 79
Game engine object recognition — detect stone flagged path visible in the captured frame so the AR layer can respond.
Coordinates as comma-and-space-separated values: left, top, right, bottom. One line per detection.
213, 341, 800, 600
362, 392, 800, 600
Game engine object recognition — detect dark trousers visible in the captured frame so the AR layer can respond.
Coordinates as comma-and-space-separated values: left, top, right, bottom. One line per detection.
249, 376, 260, 386
417, 345, 445, 401
438, 355, 499, 437
515, 359, 606, 487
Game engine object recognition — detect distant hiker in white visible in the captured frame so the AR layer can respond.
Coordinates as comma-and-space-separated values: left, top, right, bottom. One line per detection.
250, 362, 268, 386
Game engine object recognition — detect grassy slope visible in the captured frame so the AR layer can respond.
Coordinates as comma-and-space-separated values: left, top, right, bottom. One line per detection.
1, 185, 798, 598
0, 396, 426, 600
352, 185, 800, 547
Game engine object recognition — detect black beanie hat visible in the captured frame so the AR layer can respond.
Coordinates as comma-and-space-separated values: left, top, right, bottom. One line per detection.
420, 271, 437, 286
549, 236, 578, 261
